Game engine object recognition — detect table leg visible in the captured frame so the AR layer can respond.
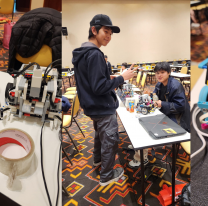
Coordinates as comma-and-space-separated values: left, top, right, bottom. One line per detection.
172, 144, 176, 206
63, 78, 66, 93
140, 149, 145, 206
68, 76, 71, 87
150, 71, 152, 85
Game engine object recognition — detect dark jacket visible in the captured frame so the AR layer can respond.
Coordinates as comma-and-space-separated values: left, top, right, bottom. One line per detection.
107, 61, 112, 75
154, 76, 190, 132
72, 42, 124, 116
8, 7, 61, 74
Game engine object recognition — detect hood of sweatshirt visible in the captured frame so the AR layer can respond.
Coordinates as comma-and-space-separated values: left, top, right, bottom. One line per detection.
72, 42, 101, 68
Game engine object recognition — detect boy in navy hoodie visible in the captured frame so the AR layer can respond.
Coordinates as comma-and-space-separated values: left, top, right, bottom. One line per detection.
72, 14, 137, 186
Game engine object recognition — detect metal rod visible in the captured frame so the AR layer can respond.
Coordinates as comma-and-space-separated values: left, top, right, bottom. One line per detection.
172, 144, 176, 206
140, 149, 145, 206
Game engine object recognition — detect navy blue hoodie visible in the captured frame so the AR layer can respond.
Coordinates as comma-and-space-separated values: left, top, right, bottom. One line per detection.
72, 42, 124, 117
154, 76, 190, 132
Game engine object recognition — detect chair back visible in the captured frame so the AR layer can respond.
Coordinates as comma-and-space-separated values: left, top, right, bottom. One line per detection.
136, 71, 142, 85
180, 66, 188, 74
0, 0, 14, 14
71, 94, 80, 118
140, 72, 147, 90
182, 60, 186, 65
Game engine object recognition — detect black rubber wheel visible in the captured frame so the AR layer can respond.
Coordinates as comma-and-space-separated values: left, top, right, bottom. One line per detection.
141, 108, 148, 115
5, 82, 15, 102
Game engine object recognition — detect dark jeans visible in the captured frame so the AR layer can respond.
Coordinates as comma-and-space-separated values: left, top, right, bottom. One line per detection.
91, 114, 119, 181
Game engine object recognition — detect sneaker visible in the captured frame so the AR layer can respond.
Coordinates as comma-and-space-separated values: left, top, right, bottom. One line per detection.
93, 161, 101, 167
99, 167, 124, 186
128, 158, 149, 168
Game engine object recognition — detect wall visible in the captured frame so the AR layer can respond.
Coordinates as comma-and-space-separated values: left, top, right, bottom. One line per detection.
31, 0, 44, 10
62, 0, 190, 68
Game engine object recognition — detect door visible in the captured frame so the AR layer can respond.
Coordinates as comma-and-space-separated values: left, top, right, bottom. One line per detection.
16, 0, 31, 12
44, 0, 61, 12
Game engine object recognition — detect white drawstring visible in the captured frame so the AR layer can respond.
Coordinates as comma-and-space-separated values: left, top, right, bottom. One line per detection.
191, 106, 207, 159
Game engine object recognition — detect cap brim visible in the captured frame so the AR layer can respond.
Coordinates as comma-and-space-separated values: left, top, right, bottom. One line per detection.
104, 25, 120, 33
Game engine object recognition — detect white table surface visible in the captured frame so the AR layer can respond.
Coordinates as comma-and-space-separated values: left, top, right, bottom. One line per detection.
171, 72, 190, 78
170, 65, 183, 68
67, 71, 74, 77
116, 96, 190, 150
0, 72, 61, 206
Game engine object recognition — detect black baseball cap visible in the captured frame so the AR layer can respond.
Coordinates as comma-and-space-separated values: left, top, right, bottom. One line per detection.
90, 14, 120, 33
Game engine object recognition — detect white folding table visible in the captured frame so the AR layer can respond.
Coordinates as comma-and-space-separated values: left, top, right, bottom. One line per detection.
171, 72, 190, 79
116, 95, 190, 206
0, 72, 62, 206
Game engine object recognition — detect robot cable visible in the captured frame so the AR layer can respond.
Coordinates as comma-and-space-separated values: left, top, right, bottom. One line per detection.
191, 106, 207, 159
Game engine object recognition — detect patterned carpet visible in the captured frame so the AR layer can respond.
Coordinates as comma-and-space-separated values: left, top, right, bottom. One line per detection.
0, 12, 23, 72
191, 14, 208, 62
62, 76, 190, 206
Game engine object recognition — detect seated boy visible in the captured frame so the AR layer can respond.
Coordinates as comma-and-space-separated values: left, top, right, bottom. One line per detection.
128, 62, 190, 168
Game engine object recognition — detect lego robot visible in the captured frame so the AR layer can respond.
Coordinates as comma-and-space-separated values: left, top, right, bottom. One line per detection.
136, 94, 155, 115
4, 62, 62, 128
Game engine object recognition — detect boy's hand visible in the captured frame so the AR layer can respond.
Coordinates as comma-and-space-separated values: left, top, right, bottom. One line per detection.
110, 75, 117, 79
121, 64, 138, 81
154, 100, 162, 108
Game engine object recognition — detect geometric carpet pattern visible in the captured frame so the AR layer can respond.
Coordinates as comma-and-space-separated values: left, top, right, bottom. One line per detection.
0, 12, 23, 72
62, 111, 190, 206
191, 20, 208, 63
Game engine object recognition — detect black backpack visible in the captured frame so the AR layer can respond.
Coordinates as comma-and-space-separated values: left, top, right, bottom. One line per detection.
179, 183, 191, 206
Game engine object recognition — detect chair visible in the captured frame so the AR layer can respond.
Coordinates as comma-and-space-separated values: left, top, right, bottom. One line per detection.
181, 60, 187, 65
147, 64, 156, 84
0, 0, 14, 15
117, 65, 122, 73
65, 90, 76, 95
180, 66, 188, 74
66, 87, 76, 91
182, 79, 190, 100
63, 93, 86, 139
131, 71, 141, 87
135, 71, 142, 86
63, 94, 76, 100
62, 126, 79, 166
16, 44, 52, 67
180, 141, 190, 155
139, 72, 147, 92
174, 66, 188, 82
111, 66, 114, 74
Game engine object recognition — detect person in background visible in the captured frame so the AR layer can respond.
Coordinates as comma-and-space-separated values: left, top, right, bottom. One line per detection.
121, 62, 129, 84
104, 55, 112, 74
